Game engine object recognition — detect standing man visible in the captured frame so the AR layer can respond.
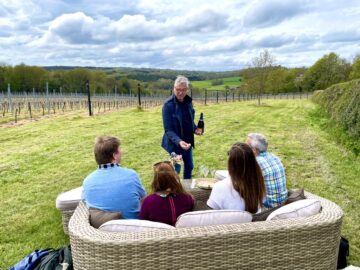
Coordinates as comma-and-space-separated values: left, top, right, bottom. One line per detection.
246, 133, 288, 208
161, 75, 202, 179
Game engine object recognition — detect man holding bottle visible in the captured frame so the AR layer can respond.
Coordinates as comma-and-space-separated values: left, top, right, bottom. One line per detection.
161, 75, 202, 179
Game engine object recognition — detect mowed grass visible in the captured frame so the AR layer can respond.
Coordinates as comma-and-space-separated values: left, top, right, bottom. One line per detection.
1, 99, 359, 268
192, 76, 242, 90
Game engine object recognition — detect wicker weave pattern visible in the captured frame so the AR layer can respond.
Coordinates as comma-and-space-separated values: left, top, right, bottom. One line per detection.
61, 209, 74, 234
69, 192, 343, 270
60, 186, 210, 234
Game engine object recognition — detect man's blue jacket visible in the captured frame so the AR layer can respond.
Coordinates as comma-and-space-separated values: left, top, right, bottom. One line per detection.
161, 94, 197, 154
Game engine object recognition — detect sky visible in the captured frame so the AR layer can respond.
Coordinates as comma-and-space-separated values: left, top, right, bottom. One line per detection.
1, 0, 360, 71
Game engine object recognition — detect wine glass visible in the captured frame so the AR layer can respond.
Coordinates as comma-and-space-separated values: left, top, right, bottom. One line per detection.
203, 166, 209, 178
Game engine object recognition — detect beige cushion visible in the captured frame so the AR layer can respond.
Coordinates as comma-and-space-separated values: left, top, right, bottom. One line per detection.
175, 210, 252, 228
55, 186, 82, 211
99, 219, 175, 232
266, 199, 321, 221
214, 170, 229, 181
89, 208, 122, 229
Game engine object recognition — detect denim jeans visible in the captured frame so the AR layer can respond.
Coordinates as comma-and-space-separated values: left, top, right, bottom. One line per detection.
174, 148, 193, 179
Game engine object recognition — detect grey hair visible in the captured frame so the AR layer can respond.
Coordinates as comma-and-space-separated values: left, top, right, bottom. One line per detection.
247, 133, 268, 152
174, 75, 189, 88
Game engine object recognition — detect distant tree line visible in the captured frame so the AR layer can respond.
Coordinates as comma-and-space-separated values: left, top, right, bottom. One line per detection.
0, 64, 240, 95
240, 51, 360, 100
1, 53, 359, 96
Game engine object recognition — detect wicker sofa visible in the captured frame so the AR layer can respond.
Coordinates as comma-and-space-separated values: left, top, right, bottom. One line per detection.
68, 191, 343, 270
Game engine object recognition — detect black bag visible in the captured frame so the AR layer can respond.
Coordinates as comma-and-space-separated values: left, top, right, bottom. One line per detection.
33, 245, 73, 270
337, 236, 349, 269
8, 249, 50, 270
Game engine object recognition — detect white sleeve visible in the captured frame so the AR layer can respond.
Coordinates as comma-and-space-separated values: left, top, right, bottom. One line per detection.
207, 184, 222, 210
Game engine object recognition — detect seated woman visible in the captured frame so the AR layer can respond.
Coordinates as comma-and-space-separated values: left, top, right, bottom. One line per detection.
207, 143, 266, 214
139, 161, 194, 226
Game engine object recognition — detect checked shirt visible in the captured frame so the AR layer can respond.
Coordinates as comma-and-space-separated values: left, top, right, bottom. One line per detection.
257, 151, 287, 208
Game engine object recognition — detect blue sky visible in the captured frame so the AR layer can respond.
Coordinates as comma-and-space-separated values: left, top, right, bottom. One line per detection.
1, 0, 360, 71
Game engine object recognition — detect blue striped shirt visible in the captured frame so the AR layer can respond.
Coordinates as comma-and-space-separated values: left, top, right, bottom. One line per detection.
257, 151, 287, 208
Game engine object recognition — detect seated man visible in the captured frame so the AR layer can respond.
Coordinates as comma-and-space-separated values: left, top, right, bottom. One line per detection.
246, 133, 288, 208
82, 136, 146, 220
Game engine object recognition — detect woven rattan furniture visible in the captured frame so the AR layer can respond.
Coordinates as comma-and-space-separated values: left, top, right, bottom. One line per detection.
57, 182, 210, 234
69, 191, 343, 270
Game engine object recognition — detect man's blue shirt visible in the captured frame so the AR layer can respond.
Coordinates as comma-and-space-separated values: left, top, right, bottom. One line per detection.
81, 165, 146, 219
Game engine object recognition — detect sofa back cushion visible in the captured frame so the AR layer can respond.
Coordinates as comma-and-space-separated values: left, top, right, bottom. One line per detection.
89, 208, 122, 229
175, 210, 252, 228
286, 188, 306, 204
99, 219, 175, 232
266, 199, 321, 221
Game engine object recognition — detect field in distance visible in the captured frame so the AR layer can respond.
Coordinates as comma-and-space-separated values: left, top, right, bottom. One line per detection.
191, 76, 242, 90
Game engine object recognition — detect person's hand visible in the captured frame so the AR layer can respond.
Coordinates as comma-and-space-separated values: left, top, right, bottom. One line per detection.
179, 141, 191, 150
195, 128, 202, 135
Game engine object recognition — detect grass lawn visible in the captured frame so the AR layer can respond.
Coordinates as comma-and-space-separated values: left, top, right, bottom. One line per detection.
1, 99, 359, 268
192, 76, 242, 90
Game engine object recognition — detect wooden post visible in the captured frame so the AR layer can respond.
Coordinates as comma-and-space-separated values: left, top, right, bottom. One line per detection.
7, 84, 12, 114
46, 82, 50, 114
137, 83, 141, 108
86, 80, 92, 116
204, 88, 207, 105
216, 90, 219, 104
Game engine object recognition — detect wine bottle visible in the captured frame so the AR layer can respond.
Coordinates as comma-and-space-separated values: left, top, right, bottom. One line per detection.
197, 112, 204, 134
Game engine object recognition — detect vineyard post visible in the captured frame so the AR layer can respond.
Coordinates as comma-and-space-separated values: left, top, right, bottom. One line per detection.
7, 83, 12, 114
137, 83, 141, 108
86, 80, 92, 116
28, 102, 32, 119
204, 88, 207, 105
46, 82, 50, 114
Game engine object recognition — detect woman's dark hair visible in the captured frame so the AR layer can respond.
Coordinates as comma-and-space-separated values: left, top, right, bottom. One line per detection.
152, 162, 187, 194
228, 142, 265, 213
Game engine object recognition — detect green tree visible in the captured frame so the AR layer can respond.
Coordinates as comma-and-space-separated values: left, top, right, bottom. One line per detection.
0, 64, 11, 91
62, 68, 92, 93
349, 55, 360, 80
248, 49, 275, 104
9, 64, 47, 92
302, 52, 350, 91
91, 70, 107, 94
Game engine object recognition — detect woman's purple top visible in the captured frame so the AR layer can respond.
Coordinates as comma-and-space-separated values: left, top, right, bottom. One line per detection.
139, 193, 194, 226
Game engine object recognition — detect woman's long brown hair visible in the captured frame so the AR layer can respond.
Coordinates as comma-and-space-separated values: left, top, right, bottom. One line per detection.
152, 162, 188, 194
228, 142, 265, 213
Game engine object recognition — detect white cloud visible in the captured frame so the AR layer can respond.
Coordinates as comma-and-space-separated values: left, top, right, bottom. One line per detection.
1, 0, 360, 70
243, 0, 309, 28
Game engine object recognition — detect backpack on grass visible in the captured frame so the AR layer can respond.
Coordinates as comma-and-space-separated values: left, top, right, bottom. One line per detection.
337, 236, 349, 269
8, 249, 50, 270
33, 245, 72, 270
8, 246, 72, 270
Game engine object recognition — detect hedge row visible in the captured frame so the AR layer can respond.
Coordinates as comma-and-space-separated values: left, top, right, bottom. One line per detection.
312, 79, 360, 138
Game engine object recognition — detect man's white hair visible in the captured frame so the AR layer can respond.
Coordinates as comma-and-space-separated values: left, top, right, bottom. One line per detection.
247, 133, 268, 152
174, 75, 189, 88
